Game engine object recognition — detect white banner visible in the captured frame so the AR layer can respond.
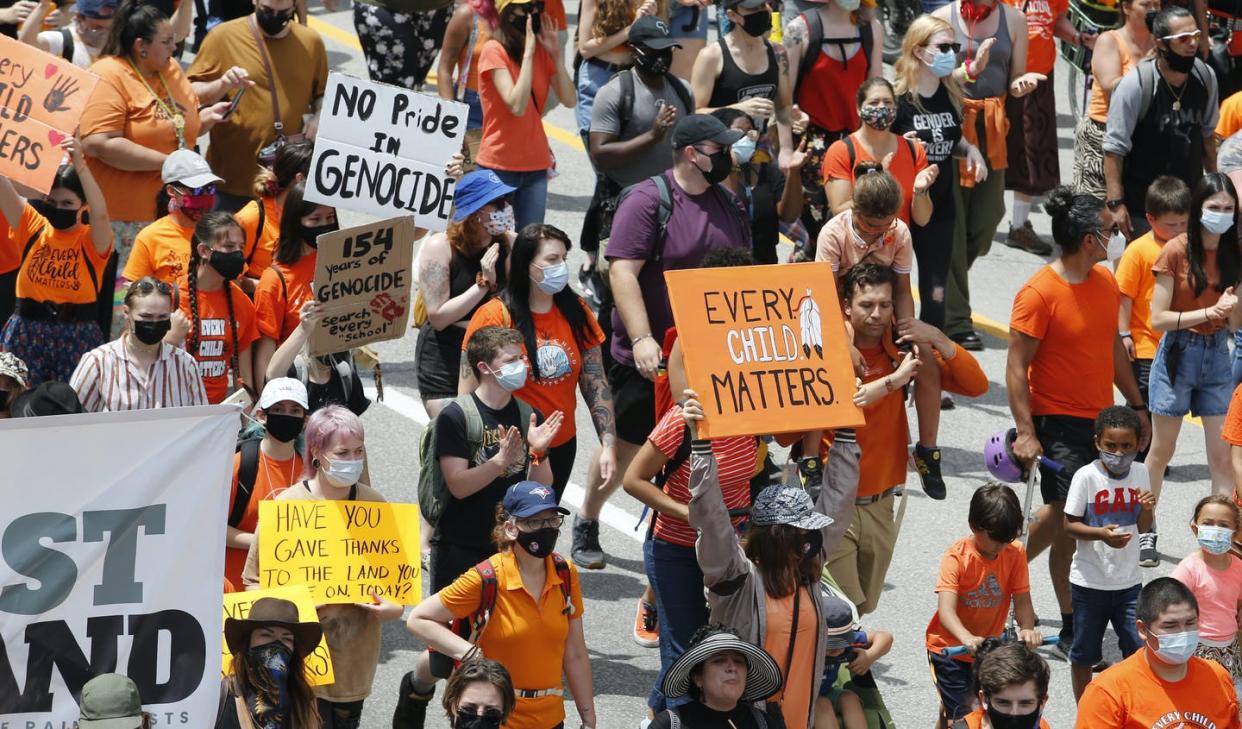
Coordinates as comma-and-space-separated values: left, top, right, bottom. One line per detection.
0, 406, 239, 729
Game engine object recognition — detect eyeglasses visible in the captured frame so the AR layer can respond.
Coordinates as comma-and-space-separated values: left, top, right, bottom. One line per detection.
127, 278, 172, 296
923, 42, 961, 54
1160, 30, 1201, 42
176, 183, 217, 197
1093, 224, 1121, 239
516, 514, 564, 531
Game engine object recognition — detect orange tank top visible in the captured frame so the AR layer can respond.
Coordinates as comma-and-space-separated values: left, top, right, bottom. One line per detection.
459, 17, 493, 94
1088, 30, 1135, 124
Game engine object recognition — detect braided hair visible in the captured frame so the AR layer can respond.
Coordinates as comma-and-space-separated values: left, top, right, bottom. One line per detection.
188, 212, 248, 394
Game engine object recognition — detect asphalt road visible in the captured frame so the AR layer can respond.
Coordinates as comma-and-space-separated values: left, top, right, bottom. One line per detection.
283, 11, 1219, 727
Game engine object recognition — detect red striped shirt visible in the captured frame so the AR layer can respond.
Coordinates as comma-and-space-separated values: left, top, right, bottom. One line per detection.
650, 405, 756, 548
70, 336, 208, 412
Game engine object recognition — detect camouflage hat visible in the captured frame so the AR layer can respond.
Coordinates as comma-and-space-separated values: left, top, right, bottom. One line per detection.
0, 352, 28, 388
750, 486, 833, 530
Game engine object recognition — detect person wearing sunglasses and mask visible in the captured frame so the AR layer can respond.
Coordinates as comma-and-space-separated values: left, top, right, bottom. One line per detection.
123, 150, 224, 287
1103, 5, 1219, 240
243, 406, 403, 729
71, 276, 205, 412
0, 137, 114, 386
18, 0, 116, 68
406, 481, 595, 729
1077, 577, 1240, 726
441, 657, 516, 729
216, 597, 323, 729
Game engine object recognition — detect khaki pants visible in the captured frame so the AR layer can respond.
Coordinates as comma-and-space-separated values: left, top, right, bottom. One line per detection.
825, 493, 900, 615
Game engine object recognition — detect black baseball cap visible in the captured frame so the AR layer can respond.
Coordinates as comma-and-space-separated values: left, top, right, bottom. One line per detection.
723, 0, 769, 9
671, 114, 746, 149
628, 16, 681, 50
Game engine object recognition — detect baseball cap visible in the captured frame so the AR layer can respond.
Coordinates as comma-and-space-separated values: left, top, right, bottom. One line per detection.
0, 352, 29, 388
161, 149, 223, 188
722, 0, 770, 9
821, 590, 862, 649
257, 377, 309, 411
77, 0, 119, 17
503, 481, 571, 518
78, 674, 144, 729
670, 113, 746, 150
628, 16, 681, 50
750, 485, 833, 530
451, 170, 517, 223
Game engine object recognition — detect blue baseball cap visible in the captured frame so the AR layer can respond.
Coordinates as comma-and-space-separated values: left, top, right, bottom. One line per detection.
451, 170, 516, 223
77, 0, 118, 18
503, 481, 570, 518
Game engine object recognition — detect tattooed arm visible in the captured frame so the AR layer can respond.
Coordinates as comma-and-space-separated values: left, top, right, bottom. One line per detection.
420, 234, 490, 330
579, 345, 617, 483
781, 17, 807, 98
773, 42, 796, 172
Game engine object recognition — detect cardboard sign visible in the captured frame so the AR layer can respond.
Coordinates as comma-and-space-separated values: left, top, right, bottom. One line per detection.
222, 585, 335, 686
257, 500, 422, 605
310, 216, 417, 355
665, 262, 865, 439
0, 36, 100, 193
306, 72, 466, 231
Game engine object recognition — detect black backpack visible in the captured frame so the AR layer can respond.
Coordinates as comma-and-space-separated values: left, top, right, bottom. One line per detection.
616, 67, 694, 132
796, 10, 874, 99
229, 438, 263, 528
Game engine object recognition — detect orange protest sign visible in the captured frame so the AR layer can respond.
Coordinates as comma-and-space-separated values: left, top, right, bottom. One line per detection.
0, 35, 100, 193
665, 262, 864, 439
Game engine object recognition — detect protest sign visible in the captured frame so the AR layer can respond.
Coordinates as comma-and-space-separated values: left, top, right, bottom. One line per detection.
0, 35, 100, 193
257, 500, 422, 605
0, 406, 237, 727
221, 585, 334, 686
665, 262, 865, 439
306, 72, 466, 231
310, 216, 417, 355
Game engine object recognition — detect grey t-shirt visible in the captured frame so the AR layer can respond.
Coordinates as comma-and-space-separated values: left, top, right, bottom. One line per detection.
590, 70, 694, 187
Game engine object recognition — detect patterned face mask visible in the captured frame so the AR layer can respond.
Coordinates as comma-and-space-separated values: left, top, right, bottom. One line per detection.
243, 641, 292, 729
483, 207, 515, 237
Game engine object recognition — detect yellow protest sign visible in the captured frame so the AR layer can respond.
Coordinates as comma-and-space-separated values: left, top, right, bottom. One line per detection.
257, 500, 422, 605
221, 585, 335, 686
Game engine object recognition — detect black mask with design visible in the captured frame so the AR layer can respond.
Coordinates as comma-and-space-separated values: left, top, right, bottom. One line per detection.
302, 221, 339, 247
30, 199, 80, 230
633, 44, 673, 75
515, 527, 559, 558
265, 413, 304, 443
132, 318, 171, 345
256, 6, 293, 35
209, 249, 247, 280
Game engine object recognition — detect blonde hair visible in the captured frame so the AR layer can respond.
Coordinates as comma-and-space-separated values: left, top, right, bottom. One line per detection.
892, 15, 964, 113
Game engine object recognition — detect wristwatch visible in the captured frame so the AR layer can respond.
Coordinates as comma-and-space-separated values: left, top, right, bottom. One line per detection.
1105, 199, 1126, 211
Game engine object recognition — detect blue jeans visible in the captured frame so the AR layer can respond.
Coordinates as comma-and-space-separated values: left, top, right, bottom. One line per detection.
576, 58, 620, 136
1149, 328, 1232, 418
1233, 330, 1242, 387
1069, 583, 1142, 667
478, 167, 548, 229
463, 88, 484, 131
644, 536, 710, 712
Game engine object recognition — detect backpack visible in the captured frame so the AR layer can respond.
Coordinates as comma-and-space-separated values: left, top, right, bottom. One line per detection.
59, 28, 75, 63
453, 554, 575, 642
229, 438, 263, 528
417, 394, 536, 527
595, 172, 675, 282
1134, 56, 1214, 122
616, 67, 694, 133
667, 705, 768, 729
796, 10, 874, 100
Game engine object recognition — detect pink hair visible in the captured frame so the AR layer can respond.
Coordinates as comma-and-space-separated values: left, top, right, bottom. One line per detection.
467, 0, 498, 31
302, 405, 365, 479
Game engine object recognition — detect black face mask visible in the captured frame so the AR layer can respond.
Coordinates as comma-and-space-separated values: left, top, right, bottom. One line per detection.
302, 221, 339, 247
802, 528, 823, 559
1145, 9, 1158, 31
1161, 46, 1196, 73
455, 710, 503, 729
0, 389, 9, 412
209, 249, 247, 280
264, 413, 304, 443
515, 527, 559, 558
738, 10, 772, 37
131, 318, 171, 345
697, 149, 733, 184
985, 704, 1042, 729
255, 6, 293, 35
30, 199, 80, 230
633, 44, 673, 75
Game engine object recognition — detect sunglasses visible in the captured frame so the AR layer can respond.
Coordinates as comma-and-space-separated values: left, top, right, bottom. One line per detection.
1160, 30, 1201, 42
924, 42, 961, 53
127, 278, 172, 297
175, 183, 217, 197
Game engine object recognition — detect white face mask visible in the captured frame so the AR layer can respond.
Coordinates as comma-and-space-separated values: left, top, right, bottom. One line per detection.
322, 457, 364, 487
1097, 230, 1125, 261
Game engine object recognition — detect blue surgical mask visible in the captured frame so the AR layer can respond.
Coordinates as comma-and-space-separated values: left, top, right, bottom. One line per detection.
1197, 524, 1235, 555
1201, 209, 1234, 235
1151, 629, 1199, 664
732, 136, 757, 165
536, 261, 569, 294
1099, 450, 1136, 476
928, 50, 957, 78
489, 360, 528, 392
836, 0, 860, 10
322, 457, 364, 487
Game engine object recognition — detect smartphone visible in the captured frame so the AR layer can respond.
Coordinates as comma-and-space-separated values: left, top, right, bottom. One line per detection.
530, 8, 542, 34
893, 328, 912, 354
222, 86, 248, 120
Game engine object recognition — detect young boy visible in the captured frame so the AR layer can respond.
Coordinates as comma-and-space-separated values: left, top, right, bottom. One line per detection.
815, 584, 894, 729
1062, 405, 1154, 701
956, 642, 1052, 729
925, 484, 1041, 728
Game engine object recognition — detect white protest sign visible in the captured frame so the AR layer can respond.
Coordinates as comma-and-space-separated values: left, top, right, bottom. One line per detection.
307, 72, 467, 232
0, 406, 238, 728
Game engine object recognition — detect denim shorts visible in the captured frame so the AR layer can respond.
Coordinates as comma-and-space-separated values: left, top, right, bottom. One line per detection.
1148, 328, 1232, 418
668, 2, 708, 39
1069, 583, 1142, 667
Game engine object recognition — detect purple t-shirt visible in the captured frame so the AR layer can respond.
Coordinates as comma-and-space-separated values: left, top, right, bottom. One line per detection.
606, 172, 751, 366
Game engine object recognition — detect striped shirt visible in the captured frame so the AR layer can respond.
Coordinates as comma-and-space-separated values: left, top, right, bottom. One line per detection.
650, 404, 757, 548
70, 336, 208, 412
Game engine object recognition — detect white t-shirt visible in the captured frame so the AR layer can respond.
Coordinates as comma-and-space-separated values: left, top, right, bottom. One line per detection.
1065, 460, 1149, 590
38, 27, 97, 69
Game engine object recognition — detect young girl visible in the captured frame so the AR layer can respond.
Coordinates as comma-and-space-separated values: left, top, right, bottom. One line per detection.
956, 640, 1051, 729
123, 149, 222, 286
1170, 495, 1242, 692
176, 213, 259, 404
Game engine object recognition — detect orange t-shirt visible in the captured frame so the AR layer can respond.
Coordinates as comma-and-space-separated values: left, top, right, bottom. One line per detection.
1076, 651, 1241, 728
254, 253, 316, 343
1004, 0, 1069, 74
11, 204, 111, 304
236, 196, 282, 279
123, 214, 195, 284
1152, 234, 1227, 334
80, 56, 202, 223
821, 133, 928, 224
925, 537, 1030, 659
764, 586, 818, 729
224, 447, 303, 588
461, 298, 606, 446
176, 276, 260, 403
961, 710, 1050, 729
856, 342, 909, 497
476, 40, 554, 172
1010, 264, 1120, 419
1113, 232, 1164, 360
1221, 383, 1242, 446
1218, 89, 1242, 140
0, 223, 20, 275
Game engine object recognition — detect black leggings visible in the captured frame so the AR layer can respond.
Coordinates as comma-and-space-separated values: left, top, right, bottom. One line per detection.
912, 209, 954, 331
549, 436, 577, 503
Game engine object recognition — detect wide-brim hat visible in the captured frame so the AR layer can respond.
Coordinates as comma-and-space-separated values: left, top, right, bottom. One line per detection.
661, 633, 783, 702
224, 597, 322, 659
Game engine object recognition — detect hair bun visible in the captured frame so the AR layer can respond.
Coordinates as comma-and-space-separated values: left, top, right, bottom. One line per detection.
1043, 185, 1075, 217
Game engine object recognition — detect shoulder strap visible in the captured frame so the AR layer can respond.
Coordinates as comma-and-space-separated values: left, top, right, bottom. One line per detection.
457, 15, 480, 101
60, 28, 74, 62
668, 708, 681, 729
904, 135, 917, 162
859, 19, 873, 71
619, 68, 636, 130
749, 705, 768, 729
465, 558, 499, 640
797, 11, 823, 95
651, 174, 674, 262
666, 73, 693, 114
247, 201, 266, 264
1137, 59, 1156, 122
515, 397, 535, 438
229, 439, 263, 528
844, 135, 856, 171
274, 265, 287, 300
21, 229, 41, 263
655, 423, 694, 487
551, 552, 575, 615
456, 393, 486, 446
249, 16, 285, 138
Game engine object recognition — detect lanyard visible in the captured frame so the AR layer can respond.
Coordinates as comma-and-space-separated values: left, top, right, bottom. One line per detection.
128, 58, 186, 149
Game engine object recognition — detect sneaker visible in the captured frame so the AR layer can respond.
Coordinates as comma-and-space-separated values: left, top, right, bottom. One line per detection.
634, 599, 659, 647
392, 671, 434, 729
913, 445, 946, 500
941, 393, 956, 410
1005, 221, 1054, 256
1053, 637, 1072, 661
571, 515, 605, 569
949, 330, 984, 351
1139, 532, 1159, 567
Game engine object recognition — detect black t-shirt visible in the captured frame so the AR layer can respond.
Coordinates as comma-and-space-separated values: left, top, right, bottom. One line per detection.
287, 353, 370, 417
0, 0, 19, 38
736, 162, 786, 265
1124, 66, 1212, 216
433, 393, 543, 550
893, 85, 961, 210
648, 703, 780, 729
